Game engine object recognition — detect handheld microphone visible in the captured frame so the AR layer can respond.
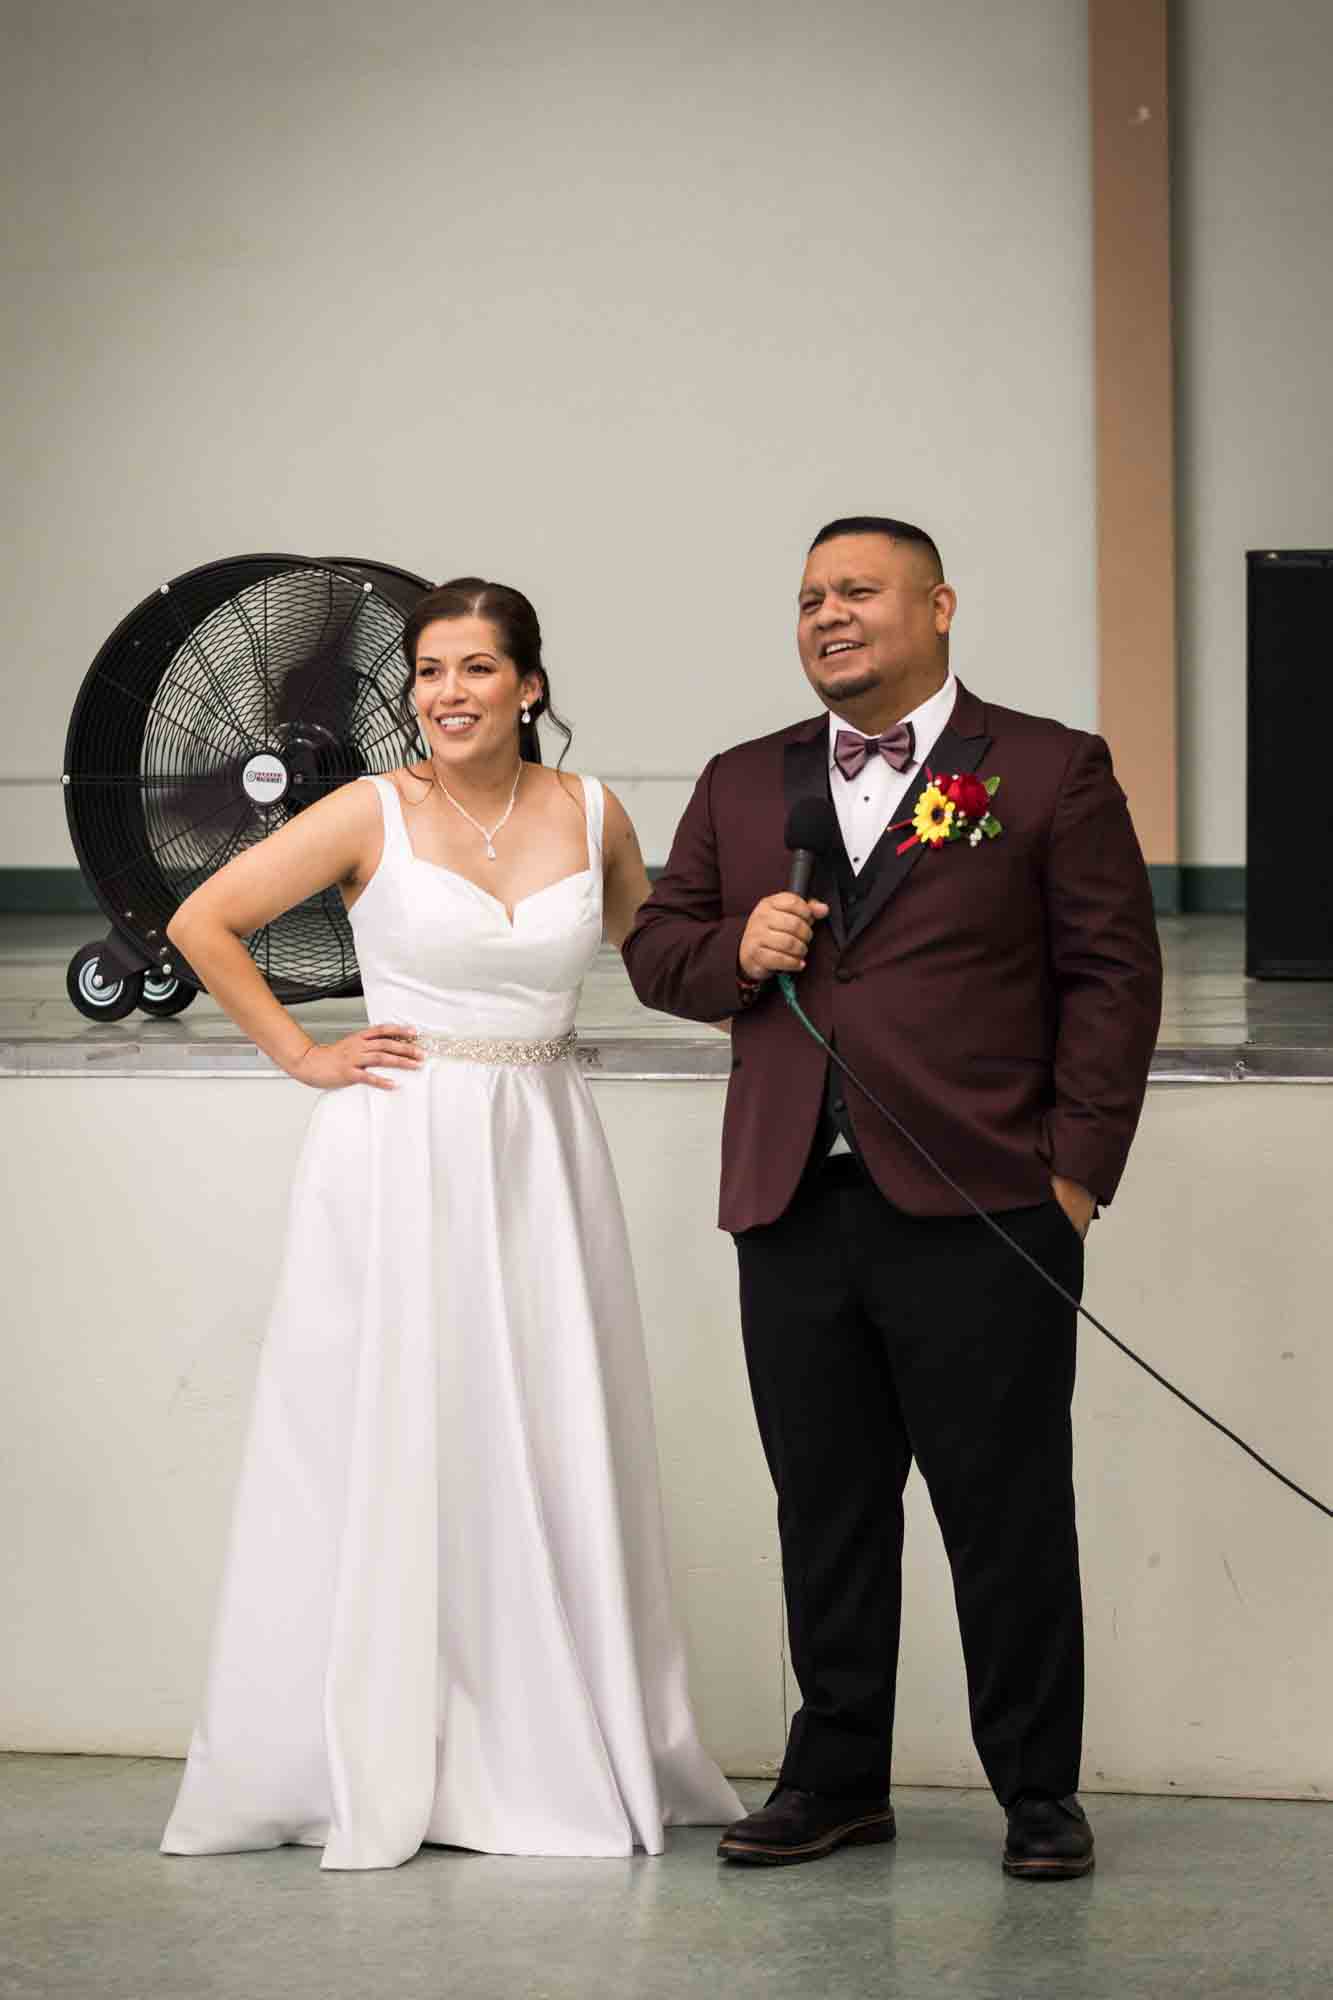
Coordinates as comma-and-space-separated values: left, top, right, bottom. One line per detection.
784, 798, 840, 902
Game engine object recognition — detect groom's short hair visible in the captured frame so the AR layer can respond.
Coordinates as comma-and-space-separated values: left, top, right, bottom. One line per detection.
809, 515, 943, 581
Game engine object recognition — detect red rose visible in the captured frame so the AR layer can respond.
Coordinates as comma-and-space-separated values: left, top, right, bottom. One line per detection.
942, 773, 990, 820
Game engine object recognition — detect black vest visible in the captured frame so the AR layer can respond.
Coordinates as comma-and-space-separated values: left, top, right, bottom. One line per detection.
811, 795, 897, 1164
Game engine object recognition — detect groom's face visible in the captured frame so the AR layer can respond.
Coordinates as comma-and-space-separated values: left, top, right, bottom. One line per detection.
797, 534, 954, 714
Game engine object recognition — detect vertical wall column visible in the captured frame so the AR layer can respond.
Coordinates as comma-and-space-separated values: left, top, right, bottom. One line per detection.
1090, 0, 1179, 905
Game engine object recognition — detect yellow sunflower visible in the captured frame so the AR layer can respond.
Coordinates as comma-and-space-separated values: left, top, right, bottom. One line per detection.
912, 784, 955, 846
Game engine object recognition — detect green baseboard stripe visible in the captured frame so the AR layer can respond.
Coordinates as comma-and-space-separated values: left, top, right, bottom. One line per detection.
1180, 866, 1246, 915
0, 863, 1248, 917
1147, 865, 1181, 916
1143, 866, 1247, 917
0, 869, 99, 914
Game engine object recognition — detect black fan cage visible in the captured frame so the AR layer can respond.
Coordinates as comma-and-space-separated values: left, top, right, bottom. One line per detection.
64, 555, 431, 1003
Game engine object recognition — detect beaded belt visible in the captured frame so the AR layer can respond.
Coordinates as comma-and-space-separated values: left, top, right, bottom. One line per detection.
414, 1026, 578, 1067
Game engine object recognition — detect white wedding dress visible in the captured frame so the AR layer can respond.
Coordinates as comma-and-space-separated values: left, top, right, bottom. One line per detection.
161, 773, 740, 1869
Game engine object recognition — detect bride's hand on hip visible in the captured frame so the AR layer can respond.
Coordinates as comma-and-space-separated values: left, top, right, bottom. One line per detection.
290, 1025, 423, 1091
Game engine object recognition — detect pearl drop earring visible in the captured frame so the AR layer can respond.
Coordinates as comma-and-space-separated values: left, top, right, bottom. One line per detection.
521, 704, 531, 725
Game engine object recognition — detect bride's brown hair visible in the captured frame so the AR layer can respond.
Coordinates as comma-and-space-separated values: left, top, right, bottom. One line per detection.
398, 577, 573, 768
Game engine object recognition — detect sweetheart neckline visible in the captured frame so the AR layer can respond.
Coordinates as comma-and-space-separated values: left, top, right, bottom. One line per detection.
409, 857, 594, 927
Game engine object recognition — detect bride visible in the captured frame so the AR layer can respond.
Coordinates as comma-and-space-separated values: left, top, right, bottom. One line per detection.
160, 575, 741, 1869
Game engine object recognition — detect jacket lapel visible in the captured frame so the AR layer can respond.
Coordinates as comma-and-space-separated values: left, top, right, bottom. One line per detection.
842, 681, 993, 949
782, 719, 846, 949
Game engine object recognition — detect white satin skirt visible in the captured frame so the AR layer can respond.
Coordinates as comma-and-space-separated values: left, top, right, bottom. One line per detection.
160, 1058, 741, 1868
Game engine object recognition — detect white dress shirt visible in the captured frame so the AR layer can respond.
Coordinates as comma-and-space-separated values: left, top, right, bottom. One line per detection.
827, 673, 958, 874
823, 673, 957, 1156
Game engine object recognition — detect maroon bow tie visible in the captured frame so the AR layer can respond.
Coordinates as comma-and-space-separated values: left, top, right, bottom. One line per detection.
833, 721, 916, 781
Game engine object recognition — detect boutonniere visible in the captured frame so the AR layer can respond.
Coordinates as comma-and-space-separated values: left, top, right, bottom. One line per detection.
891, 770, 1003, 856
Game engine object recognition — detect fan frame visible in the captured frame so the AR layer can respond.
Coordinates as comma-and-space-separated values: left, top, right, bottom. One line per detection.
62, 552, 432, 1005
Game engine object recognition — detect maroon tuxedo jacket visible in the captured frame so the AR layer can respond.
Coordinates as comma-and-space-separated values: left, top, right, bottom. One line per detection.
622, 681, 1163, 1233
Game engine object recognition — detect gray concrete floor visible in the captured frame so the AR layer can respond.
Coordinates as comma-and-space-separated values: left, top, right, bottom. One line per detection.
2, 1758, 1329, 2000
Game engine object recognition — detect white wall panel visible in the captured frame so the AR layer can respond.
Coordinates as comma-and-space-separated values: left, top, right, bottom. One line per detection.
3, 0, 1094, 865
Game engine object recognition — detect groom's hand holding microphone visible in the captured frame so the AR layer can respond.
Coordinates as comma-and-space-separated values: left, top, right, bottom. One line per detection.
738, 894, 829, 983
738, 801, 835, 985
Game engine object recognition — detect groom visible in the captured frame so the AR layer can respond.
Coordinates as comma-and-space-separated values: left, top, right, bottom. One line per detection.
623, 517, 1162, 1877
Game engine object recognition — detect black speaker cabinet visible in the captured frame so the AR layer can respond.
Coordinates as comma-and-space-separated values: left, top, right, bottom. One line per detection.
1247, 549, 1333, 978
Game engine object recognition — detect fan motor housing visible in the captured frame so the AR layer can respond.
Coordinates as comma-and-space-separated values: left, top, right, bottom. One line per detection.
240, 752, 291, 805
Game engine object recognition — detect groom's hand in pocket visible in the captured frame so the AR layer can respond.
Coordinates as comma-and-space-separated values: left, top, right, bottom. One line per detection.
1050, 1174, 1096, 1239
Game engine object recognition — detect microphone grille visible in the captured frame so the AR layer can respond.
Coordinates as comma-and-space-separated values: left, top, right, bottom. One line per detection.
784, 797, 839, 855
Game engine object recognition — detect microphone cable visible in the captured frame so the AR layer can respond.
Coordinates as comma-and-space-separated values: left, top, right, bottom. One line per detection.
775, 970, 1332, 1523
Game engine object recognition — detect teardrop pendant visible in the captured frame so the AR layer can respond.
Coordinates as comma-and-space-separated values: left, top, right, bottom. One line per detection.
432, 762, 523, 862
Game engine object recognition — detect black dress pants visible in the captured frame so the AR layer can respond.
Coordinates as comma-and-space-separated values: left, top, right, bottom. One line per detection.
735, 1153, 1086, 1807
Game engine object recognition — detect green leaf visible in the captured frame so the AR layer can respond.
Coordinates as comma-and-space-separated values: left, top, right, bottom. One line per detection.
984, 774, 1001, 797
982, 815, 1002, 838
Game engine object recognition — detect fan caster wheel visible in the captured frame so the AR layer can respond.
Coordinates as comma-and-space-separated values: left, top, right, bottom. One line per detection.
67, 944, 145, 1022
139, 972, 197, 1018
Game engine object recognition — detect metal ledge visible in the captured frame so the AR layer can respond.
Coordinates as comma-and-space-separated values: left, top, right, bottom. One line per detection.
6, 1037, 1333, 1083
1147, 1046, 1333, 1084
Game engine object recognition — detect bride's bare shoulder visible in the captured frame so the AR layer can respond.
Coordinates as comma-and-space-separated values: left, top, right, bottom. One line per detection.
384, 763, 433, 804
544, 766, 592, 815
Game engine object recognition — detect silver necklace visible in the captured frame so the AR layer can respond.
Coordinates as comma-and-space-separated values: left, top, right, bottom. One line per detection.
432, 759, 523, 860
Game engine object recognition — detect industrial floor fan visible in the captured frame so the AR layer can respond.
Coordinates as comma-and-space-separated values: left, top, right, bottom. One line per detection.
63, 554, 430, 1021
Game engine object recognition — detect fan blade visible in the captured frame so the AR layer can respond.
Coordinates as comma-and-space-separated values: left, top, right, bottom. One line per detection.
149, 761, 250, 832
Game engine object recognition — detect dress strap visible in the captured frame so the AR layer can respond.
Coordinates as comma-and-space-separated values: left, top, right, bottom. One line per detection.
580, 776, 606, 873
361, 773, 412, 862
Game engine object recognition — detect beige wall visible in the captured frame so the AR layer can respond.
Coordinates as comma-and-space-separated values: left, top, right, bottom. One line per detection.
3, 1073, 1330, 1798
2, 0, 1095, 869
9, 4, 1333, 874
1173, 0, 1333, 866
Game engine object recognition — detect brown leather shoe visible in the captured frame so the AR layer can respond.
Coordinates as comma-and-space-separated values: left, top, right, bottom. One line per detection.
1002, 1795, 1095, 1879
717, 1786, 896, 1866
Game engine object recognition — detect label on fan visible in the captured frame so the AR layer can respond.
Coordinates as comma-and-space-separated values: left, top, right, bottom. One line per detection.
242, 753, 290, 804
